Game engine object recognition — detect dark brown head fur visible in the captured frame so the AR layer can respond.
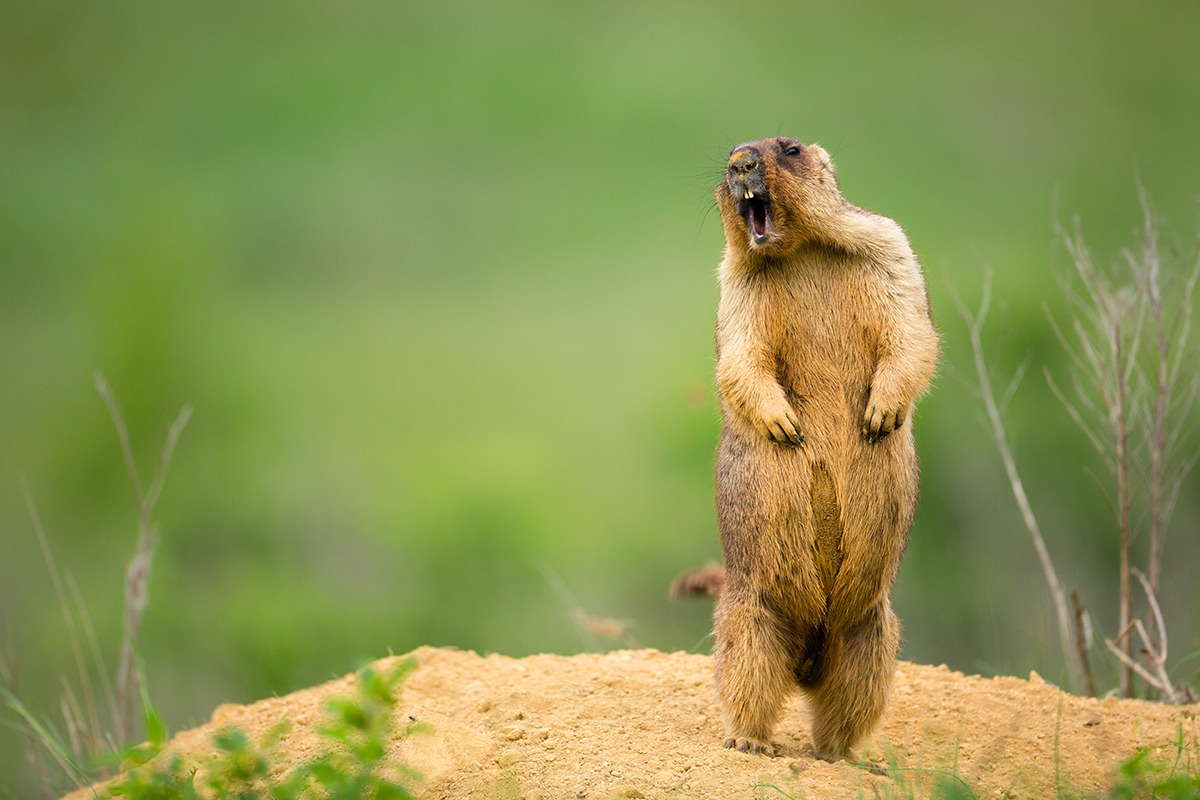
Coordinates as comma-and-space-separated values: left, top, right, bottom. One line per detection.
714, 137, 843, 259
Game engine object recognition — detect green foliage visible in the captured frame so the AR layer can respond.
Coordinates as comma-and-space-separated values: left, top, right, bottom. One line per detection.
101, 754, 200, 800
301, 662, 423, 800
94, 687, 173, 777
1107, 740, 1200, 800
96, 661, 422, 800
0, 681, 90, 786
876, 770, 978, 800
868, 748, 979, 800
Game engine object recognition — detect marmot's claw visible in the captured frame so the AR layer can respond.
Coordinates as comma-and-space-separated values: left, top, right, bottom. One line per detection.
862, 405, 904, 443
773, 425, 804, 447
725, 737, 779, 757
763, 412, 803, 446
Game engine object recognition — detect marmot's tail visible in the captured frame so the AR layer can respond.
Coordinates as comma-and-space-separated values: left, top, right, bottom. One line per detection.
669, 565, 726, 599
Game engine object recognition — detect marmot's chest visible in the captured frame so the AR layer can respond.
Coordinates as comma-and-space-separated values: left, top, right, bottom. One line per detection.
728, 281, 880, 420
753, 270, 882, 367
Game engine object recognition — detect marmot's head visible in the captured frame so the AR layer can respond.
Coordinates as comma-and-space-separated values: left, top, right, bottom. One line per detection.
715, 137, 842, 257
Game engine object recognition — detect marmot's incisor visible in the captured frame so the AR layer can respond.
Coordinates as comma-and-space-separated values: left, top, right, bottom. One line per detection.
689, 136, 939, 761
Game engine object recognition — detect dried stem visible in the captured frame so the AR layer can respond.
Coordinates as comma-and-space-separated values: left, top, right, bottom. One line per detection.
954, 189, 1196, 702
952, 272, 1083, 693
1054, 221, 1143, 697
20, 481, 105, 778
4, 381, 192, 793
539, 564, 641, 650
1050, 191, 1200, 700
93, 373, 191, 744
6, 485, 98, 793
1, 643, 53, 797
1127, 185, 1200, 607
1070, 590, 1097, 698
1104, 570, 1196, 703
1137, 189, 1168, 599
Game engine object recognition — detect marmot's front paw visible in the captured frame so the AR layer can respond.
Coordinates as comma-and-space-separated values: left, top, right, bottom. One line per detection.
755, 398, 804, 446
725, 736, 779, 757
862, 401, 906, 444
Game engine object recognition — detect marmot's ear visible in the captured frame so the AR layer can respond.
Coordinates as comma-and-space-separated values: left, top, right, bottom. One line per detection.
809, 144, 837, 182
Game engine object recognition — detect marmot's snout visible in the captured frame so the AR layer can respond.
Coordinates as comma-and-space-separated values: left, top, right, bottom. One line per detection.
728, 146, 760, 175
727, 146, 765, 195
727, 146, 773, 245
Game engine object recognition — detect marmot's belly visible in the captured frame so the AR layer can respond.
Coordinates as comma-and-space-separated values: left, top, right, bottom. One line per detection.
716, 423, 917, 588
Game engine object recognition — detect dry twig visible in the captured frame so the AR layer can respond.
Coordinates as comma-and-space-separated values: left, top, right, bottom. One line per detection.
1050, 190, 1200, 698
951, 271, 1084, 693
94, 373, 191, 744
1049, 220, 1141, 696
1104, 570, 1197, 703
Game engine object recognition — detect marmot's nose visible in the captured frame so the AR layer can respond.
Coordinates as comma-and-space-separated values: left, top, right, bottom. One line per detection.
728, 147, 760, 175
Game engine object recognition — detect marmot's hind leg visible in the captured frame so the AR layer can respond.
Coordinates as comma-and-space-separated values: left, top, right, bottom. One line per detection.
712, 592, 793, 755
807, 601, 899, 761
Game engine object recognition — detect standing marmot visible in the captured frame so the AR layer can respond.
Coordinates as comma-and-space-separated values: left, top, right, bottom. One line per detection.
687, 137, 939, 761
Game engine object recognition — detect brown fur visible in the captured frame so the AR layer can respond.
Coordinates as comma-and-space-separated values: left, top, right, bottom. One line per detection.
669, 564, 726, 598
698, 137, 939, 761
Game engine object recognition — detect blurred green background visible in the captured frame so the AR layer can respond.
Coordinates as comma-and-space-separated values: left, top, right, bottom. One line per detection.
3, 0, 1199, 793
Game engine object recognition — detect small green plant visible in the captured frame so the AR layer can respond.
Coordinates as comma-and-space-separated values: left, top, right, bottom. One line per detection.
2, 379, 424, 799
751, 745, 983, 800
1, 375, 191, 796
97, 660, 424, 799
874, 769, 978, 800
1108, 746, 1200, 800
300, 661, 425, 799
870, 747, 979, 800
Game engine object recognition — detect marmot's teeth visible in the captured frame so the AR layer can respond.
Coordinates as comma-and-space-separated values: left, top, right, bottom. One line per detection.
744, 189, 755, 200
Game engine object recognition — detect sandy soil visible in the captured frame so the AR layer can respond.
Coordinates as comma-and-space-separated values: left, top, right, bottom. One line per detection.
69, 646, 1198, 799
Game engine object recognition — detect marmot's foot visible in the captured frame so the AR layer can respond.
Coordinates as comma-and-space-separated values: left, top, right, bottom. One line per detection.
725, 737, 779, 757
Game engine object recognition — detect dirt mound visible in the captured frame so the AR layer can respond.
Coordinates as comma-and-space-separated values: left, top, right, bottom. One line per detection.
69, 647, 1197, 799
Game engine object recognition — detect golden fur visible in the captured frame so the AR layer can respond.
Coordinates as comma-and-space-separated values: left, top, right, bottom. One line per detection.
699, 136, 939, 761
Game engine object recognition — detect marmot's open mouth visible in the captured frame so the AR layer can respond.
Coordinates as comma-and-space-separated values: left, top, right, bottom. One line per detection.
740, 190, 772, 245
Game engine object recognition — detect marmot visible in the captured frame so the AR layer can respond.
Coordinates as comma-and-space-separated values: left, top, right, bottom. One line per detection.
680, 137, 939, 761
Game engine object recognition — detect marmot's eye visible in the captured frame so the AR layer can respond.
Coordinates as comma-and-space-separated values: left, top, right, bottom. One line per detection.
784, 146, 801, 156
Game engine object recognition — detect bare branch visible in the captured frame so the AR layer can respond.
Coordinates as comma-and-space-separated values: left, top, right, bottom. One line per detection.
1045, 370, 1110, 461
1051, 214, 1144, 697
1105, 633, 1163, 694
1070, 590, 1097, 697
1081, 468, 1118, 521
1133, 569, 1167, 659
1102, 564, 1191, 703
997, 355, 1031, 419
951, 271, 1082, 692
